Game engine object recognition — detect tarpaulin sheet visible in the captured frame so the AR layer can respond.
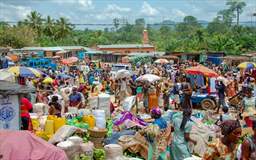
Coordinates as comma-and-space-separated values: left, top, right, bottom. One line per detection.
0, 130, 68, 160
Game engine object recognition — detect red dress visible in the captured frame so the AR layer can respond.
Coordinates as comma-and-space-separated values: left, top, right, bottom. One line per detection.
20, 98, 33, 131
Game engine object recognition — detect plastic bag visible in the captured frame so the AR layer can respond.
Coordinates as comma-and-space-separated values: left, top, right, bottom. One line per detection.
49, 125, 78, 144
67, 136, 83, 144
122, 96, 136, 111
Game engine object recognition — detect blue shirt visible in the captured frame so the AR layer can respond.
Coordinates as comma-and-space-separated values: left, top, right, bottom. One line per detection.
153, 117, 167, 130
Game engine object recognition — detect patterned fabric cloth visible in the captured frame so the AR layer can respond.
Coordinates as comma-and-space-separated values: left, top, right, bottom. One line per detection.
203, 139, 239, 160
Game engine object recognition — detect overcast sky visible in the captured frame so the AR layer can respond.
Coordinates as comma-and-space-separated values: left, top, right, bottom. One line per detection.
0, 0, 255, 27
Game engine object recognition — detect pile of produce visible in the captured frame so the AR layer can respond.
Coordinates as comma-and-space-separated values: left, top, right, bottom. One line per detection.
67, 116, 89, 129
93, 149, 105, 160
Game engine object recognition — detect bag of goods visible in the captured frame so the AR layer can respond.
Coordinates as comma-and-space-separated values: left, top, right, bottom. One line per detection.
79, 109, 92, 116
67, 117, 89, 129
31, 118, 40, 131
47, 115, 57, 120
104, 144, 123, 160
48, 125, 78, 144
80, 141, 94, 158
35, 131, 50, 141
68, 107, 78, 114
93, 110, 106, 129
89, 96, 98, 109
39, 115, 48, 130
92, 110, 105, 117
57, 140, 80, 159
122, 96, 136, 112
33, 103, 49, 115
44, 120, 54, 136
96, 118, 106, 129
98, 93, 111, 117
83, 115, 96, 129
54, 117, 66, 133
68, 136, 83, 144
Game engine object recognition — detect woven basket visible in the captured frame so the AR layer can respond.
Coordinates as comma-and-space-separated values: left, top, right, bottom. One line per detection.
88, 128, 107, 138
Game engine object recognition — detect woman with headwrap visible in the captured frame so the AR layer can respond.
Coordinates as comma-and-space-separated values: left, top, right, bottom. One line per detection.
203, 120, 242, 160
241, 120, 256, 160
151, 108, 167, 130
146, 108, 171, 160
170, 107, 196, 160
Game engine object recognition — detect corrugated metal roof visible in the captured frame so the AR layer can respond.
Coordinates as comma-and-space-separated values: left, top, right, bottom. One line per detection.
21, 47, 63, 51
59, 46, 86, 50
129, 52, 165, 56
97, 44, 154, 49
21, 46, 87, 51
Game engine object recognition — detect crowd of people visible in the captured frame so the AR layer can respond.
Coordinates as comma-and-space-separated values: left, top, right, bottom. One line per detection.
17, 59, 256, 160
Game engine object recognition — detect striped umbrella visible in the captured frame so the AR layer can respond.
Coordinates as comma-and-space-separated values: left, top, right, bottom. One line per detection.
6, 66, 43, 77
185, 65, 219, 77
237, 62, 256, 69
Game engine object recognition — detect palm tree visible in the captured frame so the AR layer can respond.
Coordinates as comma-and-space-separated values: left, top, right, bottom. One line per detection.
217, 9, 235, 26
25, 11, 44, 34
226, 0, 246, 25
44, 16, 55, 37
55, 17, 73, 39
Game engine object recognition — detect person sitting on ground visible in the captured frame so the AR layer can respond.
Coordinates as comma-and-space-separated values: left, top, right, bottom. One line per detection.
203, 120, 242, 160
241, 120, 256, 160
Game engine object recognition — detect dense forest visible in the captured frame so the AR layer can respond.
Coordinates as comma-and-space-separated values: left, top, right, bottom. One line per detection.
0, 0, 256, 55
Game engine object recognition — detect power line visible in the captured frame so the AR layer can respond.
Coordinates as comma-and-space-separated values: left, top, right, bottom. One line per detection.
1, 21, 255, 27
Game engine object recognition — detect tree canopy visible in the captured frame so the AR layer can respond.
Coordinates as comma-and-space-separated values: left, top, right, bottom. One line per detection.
0, 0, 255, 55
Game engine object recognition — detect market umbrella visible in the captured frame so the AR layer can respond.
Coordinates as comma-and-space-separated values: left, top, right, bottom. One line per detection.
0, 70, 15, 82
6, 66, 43, 77
237, 62, 256, 69
61, 57, 78, 65
185, 65, 219, 77
43, 77, 54, 84
115, 69, 132, 79
136, 74, 161, 83
154, 59, 169, 64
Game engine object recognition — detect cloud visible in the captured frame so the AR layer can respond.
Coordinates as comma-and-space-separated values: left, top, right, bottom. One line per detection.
78, 0, 92, 8
140, 1, 159, 17
171, 9, 187, 19
105, 4, 131, 13
0, 2, 32, 21
95, 4, 131, 20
